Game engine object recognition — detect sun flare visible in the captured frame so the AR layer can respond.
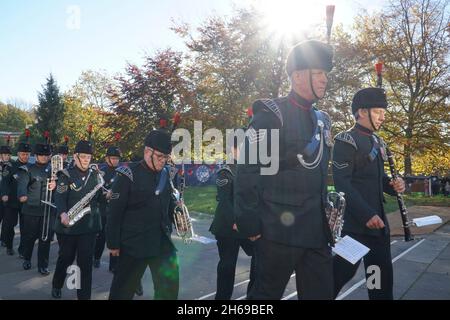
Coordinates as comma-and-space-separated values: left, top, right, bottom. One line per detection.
250, 0, 333, 38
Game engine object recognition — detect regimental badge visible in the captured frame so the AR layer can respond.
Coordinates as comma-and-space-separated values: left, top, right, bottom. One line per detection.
324, 129, 334, 147
216, 178, 229, 187
57, 184, 68, 194
332, 161, 349, 170
70, 182, 82, 192
246, 127, 266, 144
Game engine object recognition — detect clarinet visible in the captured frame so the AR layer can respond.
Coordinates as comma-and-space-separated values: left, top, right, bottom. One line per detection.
385, 146, 413, 241
375, 61, 413, 241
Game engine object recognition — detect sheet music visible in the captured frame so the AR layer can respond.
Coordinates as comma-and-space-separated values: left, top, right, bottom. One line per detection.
332, 236, 370, 265
413, 215, 442, 227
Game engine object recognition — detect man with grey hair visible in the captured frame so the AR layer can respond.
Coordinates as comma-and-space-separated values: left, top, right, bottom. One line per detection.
234, 40, 335, 300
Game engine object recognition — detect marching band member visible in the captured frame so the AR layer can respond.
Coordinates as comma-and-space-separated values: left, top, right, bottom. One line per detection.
1, 129, 32, 256
0, 136, 12, 247
56, 136, 70, 168
107, 129, 179, 300
234, 40, 335, 299
94, 139, 122, 272
210, 134, 256, 300
17, 137, 56, 275
332, 88, 405, 300
51, 138, 103, 300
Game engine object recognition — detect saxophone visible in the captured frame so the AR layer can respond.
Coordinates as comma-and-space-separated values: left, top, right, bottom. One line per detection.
67, 164, 105, 226
325, 191, 346, 244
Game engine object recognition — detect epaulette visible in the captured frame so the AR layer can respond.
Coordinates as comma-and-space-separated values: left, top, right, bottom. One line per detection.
58, 168, 70, 178
252, 99, 283, 126
217, 165, 233, 176
116, 166, 133, 182
319, 110, 332, 130
97, 163, 108, 173
334, 131, 358, 150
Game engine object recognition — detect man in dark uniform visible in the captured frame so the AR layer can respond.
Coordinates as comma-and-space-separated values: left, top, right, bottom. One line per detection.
234, 40, 335, 300
210, 135, 256, 300
51, 139, 102, 300
0, 141, 12, 247
1, 133, 32, 256
57, 136, 70, 168
332, 88, 405, 300
94, 145, 121, 271
17, 142, 56, 275
107, 129, 179, 300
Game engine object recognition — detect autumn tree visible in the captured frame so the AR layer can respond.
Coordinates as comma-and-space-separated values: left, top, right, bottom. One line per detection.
0, 102, 34, 132
172, 7, 293, 130
70, 69, 115, 110
354, 0, 450, 175
108, 49, 193, 157
62, 94, 114, 160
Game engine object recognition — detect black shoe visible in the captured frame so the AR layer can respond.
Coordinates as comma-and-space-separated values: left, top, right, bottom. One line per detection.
6, 248, 15, 256
19, 254, 24, 259
0, 241, 6, 247
23, 260, 31, 270
93, 259, 100, 268
135, 282, 143, 296
51, 288, 61, 299
38, 267, 50, 276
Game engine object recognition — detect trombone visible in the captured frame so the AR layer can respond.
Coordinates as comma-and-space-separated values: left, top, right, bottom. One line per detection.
41, 155, 63, 241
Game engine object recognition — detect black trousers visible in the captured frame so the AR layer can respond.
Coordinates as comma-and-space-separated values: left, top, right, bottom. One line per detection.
52, 233, 96, 300
18, 211, 25, 253
94, 215, 117, 270
22, 215, 54, 268
215, 236, 257, 300
0, 202, 4, 242
333, 232, 393, 300
109, 250, 179, 300
94, 215, 106, 260
2, 206, 22, 250
248, 238, 334, 300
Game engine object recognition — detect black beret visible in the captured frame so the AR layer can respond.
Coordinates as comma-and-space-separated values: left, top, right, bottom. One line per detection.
74, 140, 93, 155
57, 145, 69, 155
286, 40, 334, 75
351, 88, 388, 114
106, 146, 122, 157
34, 143, 51, 156
0, 146, 11, 154
145, 130, 172, 155
17, 142, 32, 153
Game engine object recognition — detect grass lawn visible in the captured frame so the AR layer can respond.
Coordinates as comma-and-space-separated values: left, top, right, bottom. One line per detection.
184, 185, 217, 215
384, 193, 449, 213
184, 186, 449, 215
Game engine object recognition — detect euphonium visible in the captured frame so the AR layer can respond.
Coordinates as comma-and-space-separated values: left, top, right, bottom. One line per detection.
325, 191, 346, 244
171, 163, 194, 243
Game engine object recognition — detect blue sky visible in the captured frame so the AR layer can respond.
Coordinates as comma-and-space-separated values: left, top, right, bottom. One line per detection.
0, 0, 387, 107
